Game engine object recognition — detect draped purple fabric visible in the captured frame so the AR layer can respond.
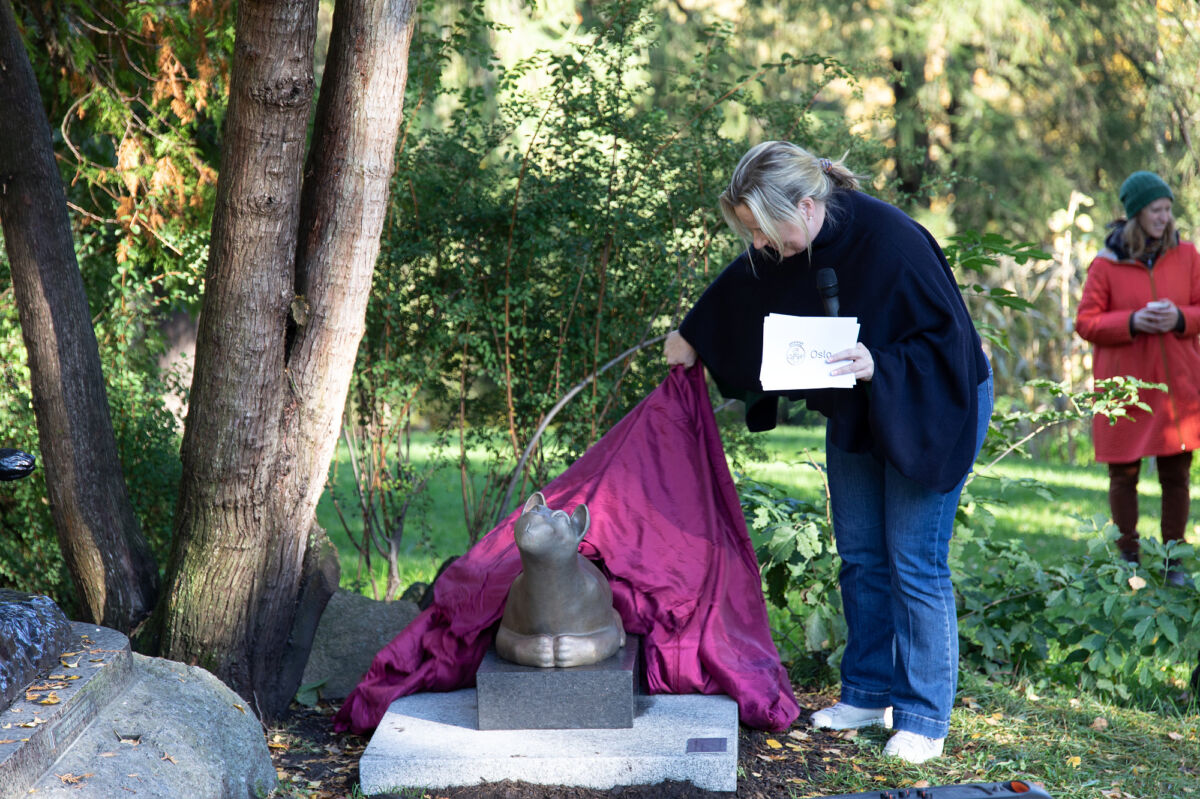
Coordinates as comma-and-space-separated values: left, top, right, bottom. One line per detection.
332, 365, 800, 734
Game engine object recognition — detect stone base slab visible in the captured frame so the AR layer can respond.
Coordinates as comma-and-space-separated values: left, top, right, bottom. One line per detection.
476, 635, 640, 730
359, 688, 738, 794
0, 623, 133, 797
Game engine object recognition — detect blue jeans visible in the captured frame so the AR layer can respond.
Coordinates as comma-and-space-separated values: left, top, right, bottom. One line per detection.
825, 369, 993, 738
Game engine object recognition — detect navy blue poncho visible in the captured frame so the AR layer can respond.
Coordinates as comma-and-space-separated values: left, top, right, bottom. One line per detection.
680, 190, 989, 493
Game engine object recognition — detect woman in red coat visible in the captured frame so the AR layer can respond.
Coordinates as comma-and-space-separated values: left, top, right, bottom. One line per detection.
1075, 170, 1200, 584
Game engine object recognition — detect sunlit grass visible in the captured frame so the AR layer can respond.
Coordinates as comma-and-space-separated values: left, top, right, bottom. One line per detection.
800, 672, 1200, 798
317, 422, 1149, 593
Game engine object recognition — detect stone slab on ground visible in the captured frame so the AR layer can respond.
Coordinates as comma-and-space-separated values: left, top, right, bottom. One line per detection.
476, 635, 640, 730
359, 688, 739, 794
0, 623, 134, 796
302, 589, 420, 701
21, 652, 276, 798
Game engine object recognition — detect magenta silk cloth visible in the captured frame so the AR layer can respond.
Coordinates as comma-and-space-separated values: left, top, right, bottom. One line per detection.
332, 365, 800, 734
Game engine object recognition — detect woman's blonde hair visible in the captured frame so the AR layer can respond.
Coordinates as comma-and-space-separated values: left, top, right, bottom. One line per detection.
1121, 216, 1178, 263
719, 141, 861, 259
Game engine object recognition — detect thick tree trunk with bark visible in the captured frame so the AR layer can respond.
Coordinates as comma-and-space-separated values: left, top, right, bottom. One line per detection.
154, 0, 417, 721
0, 0, 159, 630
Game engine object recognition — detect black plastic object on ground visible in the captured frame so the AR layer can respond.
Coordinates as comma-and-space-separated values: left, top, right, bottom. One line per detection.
817, 779, 1053, 799
0, 448, 35, 481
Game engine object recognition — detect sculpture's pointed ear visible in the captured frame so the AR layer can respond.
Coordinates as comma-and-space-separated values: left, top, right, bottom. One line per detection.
523, 492, 546, 513
570, 504, 590, 541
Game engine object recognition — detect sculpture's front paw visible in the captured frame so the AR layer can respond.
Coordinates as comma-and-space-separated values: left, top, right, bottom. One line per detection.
553, 630, 619, 668
496, 627, 556, 668
525, 635, 556, 668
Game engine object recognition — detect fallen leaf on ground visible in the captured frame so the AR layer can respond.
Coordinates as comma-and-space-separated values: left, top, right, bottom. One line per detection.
1066, 755, 1082, 767
1091, 717, 1109, 731
765, 738, 782, 749
1168, 732, 1184, 741
56, 773, 92, 784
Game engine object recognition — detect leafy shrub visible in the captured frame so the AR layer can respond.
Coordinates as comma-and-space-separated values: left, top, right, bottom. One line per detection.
957, 525, 1200, 699
738, 475, 844, 681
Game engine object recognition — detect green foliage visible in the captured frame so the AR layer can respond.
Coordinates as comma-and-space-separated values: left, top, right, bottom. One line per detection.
738, 475, 844, 680
356, 0, 872, 542
979, 375, 1161, 469
958, 526, 1200, 699
294, 679, 327, 708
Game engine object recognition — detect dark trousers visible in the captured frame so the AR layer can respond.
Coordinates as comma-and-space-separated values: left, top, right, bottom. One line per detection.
1107, 450, 1193, 562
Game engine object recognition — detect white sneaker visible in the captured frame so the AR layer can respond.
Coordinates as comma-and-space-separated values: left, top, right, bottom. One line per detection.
883, 730, 945, 763
810, 701, 893, 730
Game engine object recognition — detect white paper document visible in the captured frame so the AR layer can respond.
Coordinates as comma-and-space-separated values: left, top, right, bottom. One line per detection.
759, 313, 861, 390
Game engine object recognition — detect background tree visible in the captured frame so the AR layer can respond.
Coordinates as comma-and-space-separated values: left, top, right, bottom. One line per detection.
0, 0, 231, 614
0, 0, 159, 631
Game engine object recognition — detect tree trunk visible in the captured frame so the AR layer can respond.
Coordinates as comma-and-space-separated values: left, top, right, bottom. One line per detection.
0, 0, 159, 630
153, 0, 417, 721
891, 51, 932, 200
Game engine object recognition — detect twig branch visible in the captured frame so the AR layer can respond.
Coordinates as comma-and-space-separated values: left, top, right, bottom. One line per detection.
497, 333, 668, 522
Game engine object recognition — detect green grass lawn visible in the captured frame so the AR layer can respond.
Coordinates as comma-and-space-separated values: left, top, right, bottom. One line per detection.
316, 422, 1184, 593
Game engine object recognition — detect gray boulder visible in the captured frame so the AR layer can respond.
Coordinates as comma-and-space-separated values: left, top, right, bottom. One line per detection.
301, 589, 420, 700
24, 654, 276, 798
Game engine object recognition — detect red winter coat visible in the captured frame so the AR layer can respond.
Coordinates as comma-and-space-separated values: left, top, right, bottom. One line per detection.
1075, 238, 1200, 462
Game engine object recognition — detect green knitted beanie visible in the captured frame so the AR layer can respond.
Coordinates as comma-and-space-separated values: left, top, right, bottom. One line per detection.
1119, 171, 1173, 218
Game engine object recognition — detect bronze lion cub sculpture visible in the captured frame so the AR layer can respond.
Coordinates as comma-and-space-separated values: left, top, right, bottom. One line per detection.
495, 492, 626, 668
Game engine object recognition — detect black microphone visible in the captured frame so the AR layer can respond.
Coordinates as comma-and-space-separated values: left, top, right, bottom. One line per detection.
816, 268, 839, 317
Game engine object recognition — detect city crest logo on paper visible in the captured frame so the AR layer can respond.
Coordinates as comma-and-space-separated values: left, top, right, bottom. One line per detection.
786, 341, 806, 366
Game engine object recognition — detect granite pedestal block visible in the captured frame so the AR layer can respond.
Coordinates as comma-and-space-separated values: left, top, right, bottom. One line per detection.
476, 635, 640, 730
359, 689, 739, 794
